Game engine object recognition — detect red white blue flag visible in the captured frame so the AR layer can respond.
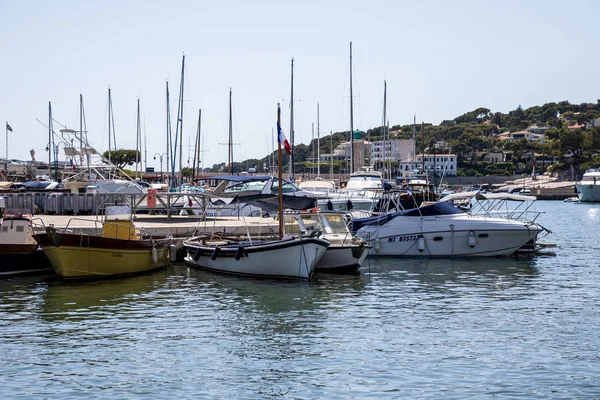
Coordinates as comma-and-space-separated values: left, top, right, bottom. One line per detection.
277, 123, 292, 155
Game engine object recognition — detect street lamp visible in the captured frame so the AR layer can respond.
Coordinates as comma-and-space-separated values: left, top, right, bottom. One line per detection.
153, 153, 167, 183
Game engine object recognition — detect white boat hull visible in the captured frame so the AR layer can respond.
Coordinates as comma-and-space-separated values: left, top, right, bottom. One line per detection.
576, 183, 600, 202
316, 244, 369, 270
183, 236, 329, 279
357, 214, 541, 257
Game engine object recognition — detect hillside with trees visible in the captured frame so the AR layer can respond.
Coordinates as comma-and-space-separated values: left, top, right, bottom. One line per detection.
205, 101, 600, 179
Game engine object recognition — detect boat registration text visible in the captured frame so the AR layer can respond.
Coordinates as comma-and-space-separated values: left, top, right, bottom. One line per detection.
387, 235, 418, 243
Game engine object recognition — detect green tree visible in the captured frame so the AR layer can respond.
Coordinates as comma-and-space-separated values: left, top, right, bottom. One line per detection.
102, 149, 141, 169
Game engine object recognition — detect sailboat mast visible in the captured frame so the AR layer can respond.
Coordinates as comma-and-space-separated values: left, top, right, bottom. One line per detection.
81, 94, 91, 184
192, 109, 201, 181
49, 102, 58, 182
228, 88, 233, 174
383, 80, 387, 179
412, 114, 417, 176
349, 42, 354, 175
136, 98, 140, 180
48, 101, 52, 166
165, 81, 171, 185
317, 102, 320, 177
421, 121, 425, 174
143, 117, 147, 174
277, 104, 284, 240
289, 58, 294, 180
79, 94, 83, 152
311, 123, 314, 179
330, 130, 333, 180
178, 55, 185, 187
108, 88, 112, 165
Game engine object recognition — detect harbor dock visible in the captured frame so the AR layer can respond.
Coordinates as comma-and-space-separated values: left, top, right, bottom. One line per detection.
32, 214, 281, 238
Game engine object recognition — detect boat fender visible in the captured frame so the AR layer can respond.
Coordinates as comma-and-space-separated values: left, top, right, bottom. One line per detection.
211, 246, 221, 261
417, 235, 425, 252
152, 247, 158, 264
468, 231, 476, 248
193, 248, 202, 261
235, 246, 247, 261
374, 238, 381, 253
169, 244, 177, 262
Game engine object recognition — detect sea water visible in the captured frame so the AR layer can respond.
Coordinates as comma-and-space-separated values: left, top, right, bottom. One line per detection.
0, 201, 599, 399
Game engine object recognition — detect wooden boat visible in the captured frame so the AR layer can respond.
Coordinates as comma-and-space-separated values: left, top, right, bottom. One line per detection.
182, 104, 329, 280
33, 206, 174, 279
0, 200, 52, 277
183, 234, 329, 279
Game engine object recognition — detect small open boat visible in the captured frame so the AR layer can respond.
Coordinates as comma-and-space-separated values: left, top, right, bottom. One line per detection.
0, 199, 52, 277
183, 234, 329, 279
34, 206, 174, 279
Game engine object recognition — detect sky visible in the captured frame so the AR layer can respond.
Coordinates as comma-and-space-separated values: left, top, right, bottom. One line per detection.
1, 0, 599, 172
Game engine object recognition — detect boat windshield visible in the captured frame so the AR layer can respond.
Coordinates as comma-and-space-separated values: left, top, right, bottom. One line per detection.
223, 180, 267, 193
270, 180, 302, 193
322, 213, 348, 233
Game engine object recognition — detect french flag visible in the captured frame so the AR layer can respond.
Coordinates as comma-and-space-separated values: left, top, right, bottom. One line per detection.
277, 122, 292, 155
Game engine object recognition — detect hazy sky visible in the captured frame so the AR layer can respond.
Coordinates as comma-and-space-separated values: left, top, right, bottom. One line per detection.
1, 0, 599, 171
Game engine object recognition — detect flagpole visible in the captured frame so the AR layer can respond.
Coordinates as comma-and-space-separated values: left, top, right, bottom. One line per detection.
5, 121, 7, 160
277, 103, 283, 240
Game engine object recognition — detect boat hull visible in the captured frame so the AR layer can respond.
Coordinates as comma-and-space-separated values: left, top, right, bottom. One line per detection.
576, 183, 600, 202
183, 237, 329, 279
0, 244, 52, 277
315, 244, 369, 271
34, 231, 171, 279
357, 214, 541, 257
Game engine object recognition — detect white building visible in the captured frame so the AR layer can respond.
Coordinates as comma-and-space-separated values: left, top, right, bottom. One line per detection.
370, 139, 416, 165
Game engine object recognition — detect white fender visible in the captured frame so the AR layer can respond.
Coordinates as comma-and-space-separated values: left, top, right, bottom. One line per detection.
417, 235, 425, 252
468, 231, 476, 248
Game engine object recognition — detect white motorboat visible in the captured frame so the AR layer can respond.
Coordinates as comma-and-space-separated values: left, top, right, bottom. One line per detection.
346, 168, 383, 191
207, 174, 326, 214
284, 211, 369, 271
354, 201, 543, 257
576, 165, 600, 202
299, 179, 378, 211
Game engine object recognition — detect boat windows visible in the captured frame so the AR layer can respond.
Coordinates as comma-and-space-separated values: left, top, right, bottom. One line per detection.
478, 233, 489, 238
223, 180, 268, 193
322, 214, 348, 233
433, 236, 443, 241
270, 180, 302, 193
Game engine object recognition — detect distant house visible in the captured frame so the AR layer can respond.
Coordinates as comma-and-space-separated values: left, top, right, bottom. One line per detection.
585, 118, 600, 130
527, 124, 551, 134
533, 153, 558, 167
483, 152, 505, 163
497, 130, 545, 143
568, 123, 585, 131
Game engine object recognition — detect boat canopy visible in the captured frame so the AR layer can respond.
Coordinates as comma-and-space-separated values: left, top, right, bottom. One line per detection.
438, 191, 537, 203
210, 175, 272, 182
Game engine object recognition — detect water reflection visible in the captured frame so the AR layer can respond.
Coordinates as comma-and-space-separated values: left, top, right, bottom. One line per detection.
361, 256, 539, 296
40, 269, 176, 321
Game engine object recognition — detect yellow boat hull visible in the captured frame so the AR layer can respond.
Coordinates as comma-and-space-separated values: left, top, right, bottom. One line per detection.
42, 245, 170, 278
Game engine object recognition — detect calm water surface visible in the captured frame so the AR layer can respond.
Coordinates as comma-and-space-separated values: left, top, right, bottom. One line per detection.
1, 201, 599, 399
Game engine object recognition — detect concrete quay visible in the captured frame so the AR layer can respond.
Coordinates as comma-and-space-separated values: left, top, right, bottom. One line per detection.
33, 214, 281, 239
